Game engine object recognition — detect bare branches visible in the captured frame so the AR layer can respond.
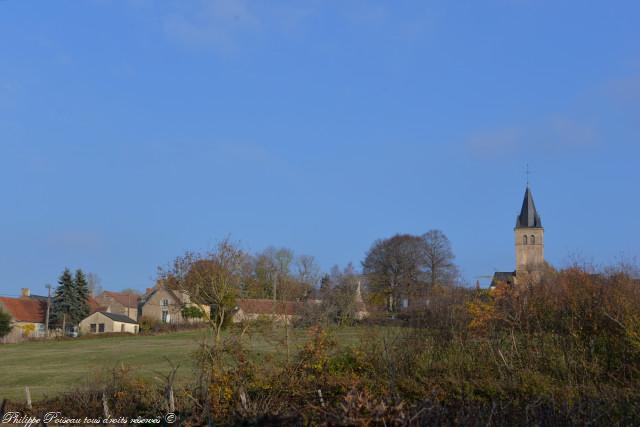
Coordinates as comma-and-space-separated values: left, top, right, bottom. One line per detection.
362, 230, 460, 313
162, 238, 246, 342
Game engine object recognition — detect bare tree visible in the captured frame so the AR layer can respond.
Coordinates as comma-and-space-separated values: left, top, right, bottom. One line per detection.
325, 263, 360, 325
296, 255, 319, 285
87, 272, 103, 297
421, 230, 459, 289
252, 247, 294, 300
163, 239, 246, 343
252, 251, 277, 298
274, 248, 294, 276
362, 234, 425, 313
363, 231, 460, 313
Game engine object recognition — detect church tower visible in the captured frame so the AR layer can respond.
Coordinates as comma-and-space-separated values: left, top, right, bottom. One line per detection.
514, 186, 544, 274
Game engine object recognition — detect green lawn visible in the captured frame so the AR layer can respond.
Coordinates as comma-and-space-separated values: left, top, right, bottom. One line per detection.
0, 326, 366, 401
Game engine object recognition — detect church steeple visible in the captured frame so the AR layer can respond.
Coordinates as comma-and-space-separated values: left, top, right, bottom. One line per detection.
490, 184, 547, 288
514, 185, 545, 274
516, 186, 542, 228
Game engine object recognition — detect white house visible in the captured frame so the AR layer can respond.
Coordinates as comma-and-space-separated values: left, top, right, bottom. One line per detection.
79, 311, 139, 334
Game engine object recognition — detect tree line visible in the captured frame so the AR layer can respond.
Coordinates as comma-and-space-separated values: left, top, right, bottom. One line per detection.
158, 229, 459, 338
0, 228, 461, 338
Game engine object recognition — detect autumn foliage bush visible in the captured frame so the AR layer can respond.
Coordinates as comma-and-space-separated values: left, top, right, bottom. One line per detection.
466, 267, 640, 386
3, 365, 170, 423
5, 266, 640, 425
176, 264, 640, 425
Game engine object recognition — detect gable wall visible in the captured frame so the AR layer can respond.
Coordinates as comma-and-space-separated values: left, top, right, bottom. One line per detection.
79, 312, 138, 334
140, 288, 184, 323
95, 295, 138, 321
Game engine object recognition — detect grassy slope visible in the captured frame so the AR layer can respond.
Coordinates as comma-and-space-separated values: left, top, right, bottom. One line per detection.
0, 326, 364, 401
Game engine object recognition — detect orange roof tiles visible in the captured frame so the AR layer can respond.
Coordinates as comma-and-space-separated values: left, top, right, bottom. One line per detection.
0, 297, 46, 323
100, 291, 140, 309
88, 297, 107, 314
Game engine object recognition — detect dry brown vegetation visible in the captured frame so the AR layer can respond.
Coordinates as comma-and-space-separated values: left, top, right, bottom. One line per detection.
3, 265, 640, 426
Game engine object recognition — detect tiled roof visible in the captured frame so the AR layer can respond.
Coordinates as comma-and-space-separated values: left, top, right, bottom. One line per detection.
139, 285, 184, 307
236, 299, 303, 316
100, 291, 140, 308
0, 297, 46, 323
88, 297, 107, 314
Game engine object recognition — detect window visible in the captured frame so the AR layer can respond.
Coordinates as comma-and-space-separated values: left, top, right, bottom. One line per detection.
98, 323, 105, 333
523, 235, 528, 245
161, 299, 169, 307
162, 311, 169, 323
90, 324, 96, 333
530, 235, 536, 245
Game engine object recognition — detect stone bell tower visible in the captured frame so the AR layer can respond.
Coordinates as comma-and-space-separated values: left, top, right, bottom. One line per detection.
514, 186, 544, 274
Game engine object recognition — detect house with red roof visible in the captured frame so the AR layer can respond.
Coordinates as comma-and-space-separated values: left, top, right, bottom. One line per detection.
95, 291, 140, 321
0, 291, 47, 343
230, 298, 304, 324
0, 287, 106, 343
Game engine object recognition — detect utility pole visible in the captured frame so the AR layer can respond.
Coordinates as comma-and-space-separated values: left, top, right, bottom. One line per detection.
45, 284, 52, 338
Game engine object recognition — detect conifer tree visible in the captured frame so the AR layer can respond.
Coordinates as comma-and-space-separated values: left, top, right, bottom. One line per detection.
50, 268, 75, 330
51, 268, 90, 330
74, 269, 90, 322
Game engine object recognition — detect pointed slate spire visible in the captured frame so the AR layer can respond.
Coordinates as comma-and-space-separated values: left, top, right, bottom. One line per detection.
516, 186, 542, 228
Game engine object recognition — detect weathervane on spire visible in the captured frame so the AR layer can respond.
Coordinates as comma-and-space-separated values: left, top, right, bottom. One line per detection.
526, 164, 532, 187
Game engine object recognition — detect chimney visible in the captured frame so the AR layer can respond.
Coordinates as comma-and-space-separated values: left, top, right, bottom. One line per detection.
21, 288, 30, 298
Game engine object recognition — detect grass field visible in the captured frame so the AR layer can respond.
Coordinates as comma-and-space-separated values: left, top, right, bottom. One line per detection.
0, 326, 365, 402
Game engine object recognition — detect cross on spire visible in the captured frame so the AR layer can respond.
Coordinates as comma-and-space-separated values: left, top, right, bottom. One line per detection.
526, 164, 532, 187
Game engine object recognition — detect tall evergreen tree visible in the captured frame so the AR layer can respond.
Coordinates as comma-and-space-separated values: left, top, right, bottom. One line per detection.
50, 268, 91, 330
50, 268, 75, 330
74, 269, 90, 322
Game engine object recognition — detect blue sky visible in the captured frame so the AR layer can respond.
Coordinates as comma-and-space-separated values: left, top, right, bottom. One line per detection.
1, 0, 639, 296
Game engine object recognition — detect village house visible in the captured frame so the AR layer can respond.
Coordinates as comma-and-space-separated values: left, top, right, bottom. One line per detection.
0, 289, 47, 343
95, 291, 140, 321
0, 287, 110, 342
138, 283, 210, 324
231, 290, 368, 323
79, 311, 138, 334
230, 298, 304, 324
